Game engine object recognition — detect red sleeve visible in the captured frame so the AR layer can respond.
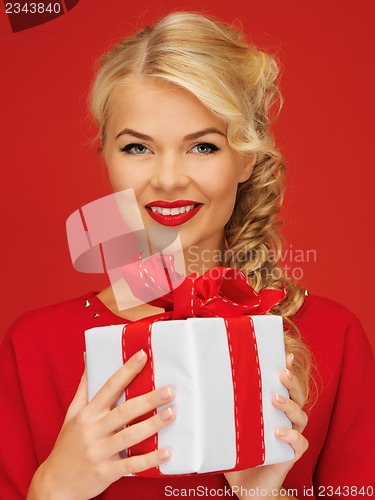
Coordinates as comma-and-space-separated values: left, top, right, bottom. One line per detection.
313, 315, 375, 496
0, 330, 39, 499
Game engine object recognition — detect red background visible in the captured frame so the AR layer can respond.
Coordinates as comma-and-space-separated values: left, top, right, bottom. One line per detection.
1, 0, 374, 354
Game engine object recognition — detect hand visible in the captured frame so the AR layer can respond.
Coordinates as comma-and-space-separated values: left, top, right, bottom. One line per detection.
225, 353, 309, 499
27, 350, 176, 500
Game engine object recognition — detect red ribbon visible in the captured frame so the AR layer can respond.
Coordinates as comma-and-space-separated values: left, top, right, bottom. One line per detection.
122, 254, 287, 319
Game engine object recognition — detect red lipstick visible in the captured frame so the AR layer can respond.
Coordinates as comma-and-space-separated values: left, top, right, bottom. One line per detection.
145, 200, 203, 226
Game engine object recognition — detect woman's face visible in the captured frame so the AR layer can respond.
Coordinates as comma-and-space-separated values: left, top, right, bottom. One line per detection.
103, 80, 255, 254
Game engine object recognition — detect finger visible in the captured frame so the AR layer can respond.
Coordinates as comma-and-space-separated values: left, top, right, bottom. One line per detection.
102, 386, 176, 434
275, 428, 309, 461
65, 364, 88, 421
280, 369, 306, 408
272, 394, 308, 432
108, 448, 172, 482
106, 406, 176, 456
286, 352, 294, 371
90, 350, 148, 414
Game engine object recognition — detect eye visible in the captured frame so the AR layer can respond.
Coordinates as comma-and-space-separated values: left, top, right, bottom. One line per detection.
190, 142, 220, 155
120, 143, 150, 155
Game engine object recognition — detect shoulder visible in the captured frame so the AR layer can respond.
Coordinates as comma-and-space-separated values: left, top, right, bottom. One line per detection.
295, 293, 363, 330
293, 293, 372, 364
3, 292, 97, 346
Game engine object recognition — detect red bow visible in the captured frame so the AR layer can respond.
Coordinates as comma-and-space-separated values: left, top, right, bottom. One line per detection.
122, 254, 286, 320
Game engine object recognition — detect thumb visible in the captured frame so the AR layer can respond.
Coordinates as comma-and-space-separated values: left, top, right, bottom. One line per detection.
65, 362, 88, 421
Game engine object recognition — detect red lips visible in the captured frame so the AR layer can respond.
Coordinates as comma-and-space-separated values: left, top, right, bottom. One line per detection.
145, 200, 203, 226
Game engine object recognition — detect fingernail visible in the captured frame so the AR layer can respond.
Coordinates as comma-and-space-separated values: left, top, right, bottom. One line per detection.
275, 428, 287, 436
157, 448, 171, 461
134, 349, 146, 363
159, 386, 175, 401
285, 368, 293, 380
275, 393, 286, 403
160, 407, 174, 421
289, 353, 294, 365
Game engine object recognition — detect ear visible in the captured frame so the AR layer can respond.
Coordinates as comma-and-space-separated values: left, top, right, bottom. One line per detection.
238, 152, 257, 183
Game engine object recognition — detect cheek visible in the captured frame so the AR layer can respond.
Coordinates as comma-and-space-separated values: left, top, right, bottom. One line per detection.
108, 169, 122, 191
205, 176, 238, 220
107, 168, 150, 228
107, 161, 142, 193
208, 166, 239, 200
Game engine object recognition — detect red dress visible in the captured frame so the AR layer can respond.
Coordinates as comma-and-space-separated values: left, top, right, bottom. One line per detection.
0, 292, 374, 499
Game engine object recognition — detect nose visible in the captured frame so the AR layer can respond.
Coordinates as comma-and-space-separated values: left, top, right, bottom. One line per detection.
150, 154, 190, 193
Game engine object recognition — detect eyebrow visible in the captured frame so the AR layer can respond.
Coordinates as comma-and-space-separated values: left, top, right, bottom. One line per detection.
115, 127, 226, 141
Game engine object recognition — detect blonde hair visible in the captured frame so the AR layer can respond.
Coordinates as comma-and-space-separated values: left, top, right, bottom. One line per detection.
89, 11, 313, 403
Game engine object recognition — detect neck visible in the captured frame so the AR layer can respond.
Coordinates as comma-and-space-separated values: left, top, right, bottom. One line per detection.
164, 232, 226, 278
97, 237, 227, 320
182, 241, 226, 276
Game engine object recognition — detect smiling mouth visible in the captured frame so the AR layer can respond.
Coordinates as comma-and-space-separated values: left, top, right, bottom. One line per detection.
145, 201, 203, 226
149, 204, 196, 215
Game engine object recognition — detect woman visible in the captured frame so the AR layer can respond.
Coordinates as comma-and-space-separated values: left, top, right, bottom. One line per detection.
1, 11, 374, 500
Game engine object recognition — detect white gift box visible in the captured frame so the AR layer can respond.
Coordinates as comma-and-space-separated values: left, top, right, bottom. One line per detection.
85, 315, 293, 476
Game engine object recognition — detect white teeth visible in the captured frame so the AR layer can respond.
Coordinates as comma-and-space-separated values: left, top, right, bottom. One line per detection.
149, 204, 198, 215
